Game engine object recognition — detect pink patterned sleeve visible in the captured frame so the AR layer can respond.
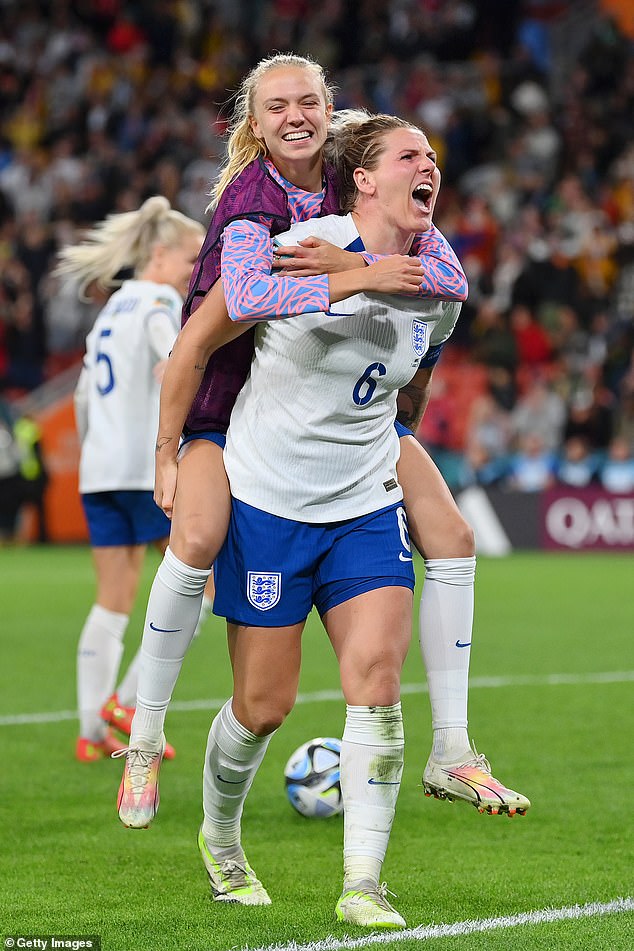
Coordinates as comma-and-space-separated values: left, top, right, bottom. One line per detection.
222, 219, 330, 322
361, 224, 468, 302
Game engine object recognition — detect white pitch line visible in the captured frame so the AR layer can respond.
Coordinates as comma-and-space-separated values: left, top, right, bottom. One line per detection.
1, 671, 633, 727
239, 897, 634, 951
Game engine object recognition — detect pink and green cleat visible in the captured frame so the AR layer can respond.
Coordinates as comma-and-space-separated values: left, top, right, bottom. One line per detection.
423, 745, 530, 816
113, 740, 164, 828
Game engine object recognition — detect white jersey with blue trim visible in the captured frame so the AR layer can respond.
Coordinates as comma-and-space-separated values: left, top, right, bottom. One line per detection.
224, 214, 461, 523
77, 279, 181, 493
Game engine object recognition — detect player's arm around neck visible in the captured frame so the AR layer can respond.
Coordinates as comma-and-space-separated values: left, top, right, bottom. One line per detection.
328, 254, 425, 301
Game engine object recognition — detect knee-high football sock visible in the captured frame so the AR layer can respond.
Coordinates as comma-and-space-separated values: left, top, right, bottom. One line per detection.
131, 546, 211, 750
202, 699, 274, 848
419, 556, 476, 761
77, 604, 128, 741
340, 703, 404, 888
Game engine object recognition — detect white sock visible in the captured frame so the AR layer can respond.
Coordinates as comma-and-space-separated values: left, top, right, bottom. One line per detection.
116, 648, 141, 707
77, 604, 128, 741
419, 556, 476, 762
131, 546, 211, 748
340, 703, 404, 888
193, 593, 214, 639
202, 700, 274, 849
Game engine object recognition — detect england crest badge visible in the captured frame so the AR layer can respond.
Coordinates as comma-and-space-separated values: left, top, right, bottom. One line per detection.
247, 571, 282, 611
412, 319, 428, 357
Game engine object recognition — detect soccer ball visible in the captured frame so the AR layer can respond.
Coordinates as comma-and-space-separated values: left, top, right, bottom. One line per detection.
284, 737, 343, 818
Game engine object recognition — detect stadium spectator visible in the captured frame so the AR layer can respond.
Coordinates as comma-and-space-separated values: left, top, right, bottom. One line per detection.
509, 303, 553, 367
555, 435, 601, 488
562, 385, 615, 451
12, 410, 48, 543
506, 431, 558, 492
0, 397, 24, 541
599, 434, 634, 493
510, 376, 567, 452
468, 300, 519, 379
455, 439, 510, 491
54, 196, 206, 763
466, 389, 513, 461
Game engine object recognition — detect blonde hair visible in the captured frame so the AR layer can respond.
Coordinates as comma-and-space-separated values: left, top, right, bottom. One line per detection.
208, 53, 335, 211
325, 111, 420, 213
54, 196, 204, 297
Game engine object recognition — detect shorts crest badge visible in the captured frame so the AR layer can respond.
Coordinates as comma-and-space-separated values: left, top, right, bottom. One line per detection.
247, 571, 282, 611
412, 319, 428, 357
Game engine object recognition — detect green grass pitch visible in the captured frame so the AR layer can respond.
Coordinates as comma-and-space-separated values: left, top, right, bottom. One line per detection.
0, 546, 632, 950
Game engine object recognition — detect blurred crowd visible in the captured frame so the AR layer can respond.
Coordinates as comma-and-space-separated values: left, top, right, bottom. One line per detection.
1, 0, 633, 496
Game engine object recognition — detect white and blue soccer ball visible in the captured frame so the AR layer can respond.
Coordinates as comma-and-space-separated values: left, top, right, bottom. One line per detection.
284, 737, 343, 818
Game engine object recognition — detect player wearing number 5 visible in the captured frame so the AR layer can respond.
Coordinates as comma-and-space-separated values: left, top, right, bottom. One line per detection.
55, 197, 204, 761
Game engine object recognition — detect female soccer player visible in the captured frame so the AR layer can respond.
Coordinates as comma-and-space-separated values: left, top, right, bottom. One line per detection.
196, 113, 466, 926
56, 196, 204, 761
120, 54, 528, 824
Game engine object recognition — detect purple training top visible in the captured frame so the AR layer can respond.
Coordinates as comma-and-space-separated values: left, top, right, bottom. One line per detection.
183, 157, 340, 435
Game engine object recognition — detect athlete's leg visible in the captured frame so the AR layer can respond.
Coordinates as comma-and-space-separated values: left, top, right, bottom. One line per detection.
397, 436, 530, 815
199, 622, 303, 903
397, 435, 475, 760
110, 537, 169, 710
129, 439, 229, 751
324, 587, 411, 927
77, 545, 145, 747
111, 533, 214, 714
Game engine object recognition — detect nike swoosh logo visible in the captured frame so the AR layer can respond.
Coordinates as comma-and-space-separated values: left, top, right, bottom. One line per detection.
455, 640, 472, 648
149, 622, 183, 633
368, 778, 400, 785
324, 310, 350, 317
399, 553, 413, 562
216, 774, 247, 784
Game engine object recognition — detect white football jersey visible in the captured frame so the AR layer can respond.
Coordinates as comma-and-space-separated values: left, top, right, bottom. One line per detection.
77, 279, 181, 493
225, 214, 461, 522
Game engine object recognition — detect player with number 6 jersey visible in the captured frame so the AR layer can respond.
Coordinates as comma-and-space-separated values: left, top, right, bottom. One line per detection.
206, 114, 464, 929
223, 212, 460, 523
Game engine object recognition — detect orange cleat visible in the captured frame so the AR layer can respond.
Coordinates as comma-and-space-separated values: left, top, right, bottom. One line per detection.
100, 693, 176, 759
100, 693, 134, 735
76, 730, 127, 762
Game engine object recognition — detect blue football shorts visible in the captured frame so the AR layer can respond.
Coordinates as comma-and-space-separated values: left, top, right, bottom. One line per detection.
180, 430, 226, 450
183, 424, 408, 450
214, 498, 415, 628
394, 420, 414, 438
81, 490, 170, 547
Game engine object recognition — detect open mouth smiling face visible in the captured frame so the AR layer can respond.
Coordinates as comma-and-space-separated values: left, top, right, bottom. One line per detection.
282, 130, 313, 143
